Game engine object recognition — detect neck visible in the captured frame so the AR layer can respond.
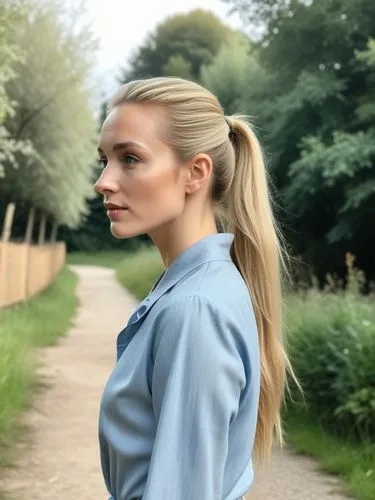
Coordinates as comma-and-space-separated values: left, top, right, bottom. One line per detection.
149, 204, 218, 268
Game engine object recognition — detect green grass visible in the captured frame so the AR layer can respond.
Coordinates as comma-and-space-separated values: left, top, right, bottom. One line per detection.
0, 267, 78, 467
67, 247, 164, 299
116, 246, 164, 299
67, 247, 163, 299
67, 250, 126, 268
286, 412, 375, 500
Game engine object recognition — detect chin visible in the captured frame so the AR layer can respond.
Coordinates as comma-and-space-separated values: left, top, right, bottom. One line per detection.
110, 222, 145, 240
110, 225, 135, 239
109, 218, 172, 240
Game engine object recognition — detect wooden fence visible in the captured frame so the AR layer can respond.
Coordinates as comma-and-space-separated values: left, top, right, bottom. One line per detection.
0, 241, 65, 309
0, 202, 65, 309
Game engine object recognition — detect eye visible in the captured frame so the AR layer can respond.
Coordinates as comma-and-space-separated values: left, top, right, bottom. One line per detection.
98, 157, 107, 168
121, 154, 140, 166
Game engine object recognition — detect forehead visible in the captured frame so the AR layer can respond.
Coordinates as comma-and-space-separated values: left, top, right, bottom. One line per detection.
99, 102, 166, 150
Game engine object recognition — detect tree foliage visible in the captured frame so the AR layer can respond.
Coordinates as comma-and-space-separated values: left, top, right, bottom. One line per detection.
200, 34, 252, 115
217, 0, 375, 281
0, 0, 33, 179
0, 0, 97, 229
122, 9, 234, 81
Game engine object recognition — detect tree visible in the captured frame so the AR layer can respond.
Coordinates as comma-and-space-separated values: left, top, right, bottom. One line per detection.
284, 38, 375, 279
200, 33, 252, 114
1, 0, 98, 230
162, 54, 192, 81
224, 0, 375, 282
0, 0, 33, 179
122, 9, 235, 81
224, 0, 312, 39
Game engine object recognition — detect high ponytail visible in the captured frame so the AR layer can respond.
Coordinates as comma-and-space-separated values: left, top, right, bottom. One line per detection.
225, 116, 287, 461
109, 77, 294, 463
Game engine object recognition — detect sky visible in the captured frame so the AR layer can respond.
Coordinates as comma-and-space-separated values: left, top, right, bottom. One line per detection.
81, 0, 243, 103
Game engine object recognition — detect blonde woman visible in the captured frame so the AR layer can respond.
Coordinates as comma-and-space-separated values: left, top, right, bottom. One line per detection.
95, 77, 288, 500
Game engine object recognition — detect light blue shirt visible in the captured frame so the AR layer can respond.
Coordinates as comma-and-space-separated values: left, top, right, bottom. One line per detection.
98, 233, 260, 500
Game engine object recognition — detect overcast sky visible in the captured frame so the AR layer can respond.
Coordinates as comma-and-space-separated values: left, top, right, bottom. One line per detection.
81, 0, 243, 103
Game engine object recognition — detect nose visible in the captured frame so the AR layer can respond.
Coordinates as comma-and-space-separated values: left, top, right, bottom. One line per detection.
94, 166, 119, 195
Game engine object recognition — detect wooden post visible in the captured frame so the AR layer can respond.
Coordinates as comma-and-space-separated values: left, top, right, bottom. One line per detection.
23, 207, 35, 301
0, 203, 16, 308
1, 203, 15, 242
50, 220, 58, 277
25, 207, 35, 244
38, 212, 46, 245
50, 221, 58, 242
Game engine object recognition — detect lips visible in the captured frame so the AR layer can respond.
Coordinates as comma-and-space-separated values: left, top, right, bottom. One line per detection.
104, 202, 129, 221
104, 202, 128, 210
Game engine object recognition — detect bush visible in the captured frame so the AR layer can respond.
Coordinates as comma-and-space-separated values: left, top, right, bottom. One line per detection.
286, 256, 375, 440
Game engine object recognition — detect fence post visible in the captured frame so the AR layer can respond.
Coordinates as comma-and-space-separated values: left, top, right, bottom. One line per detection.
38, 212, 46, 245
23, 207, 35, 300
50, 221, 58, 243
50, 220, 58, 278
0, 203, 16, 308
25, 207, 35, 244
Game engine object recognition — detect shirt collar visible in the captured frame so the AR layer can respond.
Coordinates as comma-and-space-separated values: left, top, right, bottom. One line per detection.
127, 232, 234, 326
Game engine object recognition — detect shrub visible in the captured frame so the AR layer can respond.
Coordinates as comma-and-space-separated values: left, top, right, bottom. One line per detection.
286, 256, 375, 440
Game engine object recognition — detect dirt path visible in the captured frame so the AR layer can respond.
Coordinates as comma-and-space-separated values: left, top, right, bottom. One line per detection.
0, 266, 349, 500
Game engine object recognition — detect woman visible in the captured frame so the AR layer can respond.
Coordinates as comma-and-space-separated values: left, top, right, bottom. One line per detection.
95, 77, 289, 500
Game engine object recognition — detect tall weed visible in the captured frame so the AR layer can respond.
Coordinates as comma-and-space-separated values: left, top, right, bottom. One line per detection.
286, 254, 375, 440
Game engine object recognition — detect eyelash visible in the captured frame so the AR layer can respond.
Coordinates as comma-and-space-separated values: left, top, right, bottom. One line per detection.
121, 154, 140, 166
98, 154, 140, 168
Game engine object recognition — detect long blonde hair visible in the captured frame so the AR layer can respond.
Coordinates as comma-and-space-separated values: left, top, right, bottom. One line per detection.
110, 77, 290, 461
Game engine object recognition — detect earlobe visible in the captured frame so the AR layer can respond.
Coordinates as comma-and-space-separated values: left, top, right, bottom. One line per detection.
185, 154, 213, 195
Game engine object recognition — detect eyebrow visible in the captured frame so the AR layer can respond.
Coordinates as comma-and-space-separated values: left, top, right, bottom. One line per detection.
97, 141, 149, 154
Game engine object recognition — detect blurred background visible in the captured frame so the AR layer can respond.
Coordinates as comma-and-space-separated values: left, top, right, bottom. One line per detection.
1, 0, 374, 282
0, 1, 374, 499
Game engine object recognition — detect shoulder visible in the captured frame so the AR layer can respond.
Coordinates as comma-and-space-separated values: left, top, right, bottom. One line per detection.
150, 294, 251, 365
165, 259, 256, 337
195, 260, 253, 314
147, 261, 258, 362
151, 295, 232, 352
164, 259, 253, 318
151, 295, 247, 387
152, 294, 231, 343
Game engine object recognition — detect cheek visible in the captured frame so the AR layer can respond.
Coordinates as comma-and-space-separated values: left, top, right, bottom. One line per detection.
110, 163, 185, 239
134, 166, 185, 210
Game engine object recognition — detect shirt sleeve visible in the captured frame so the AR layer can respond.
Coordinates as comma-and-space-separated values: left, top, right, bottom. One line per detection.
142, 295, 246, 500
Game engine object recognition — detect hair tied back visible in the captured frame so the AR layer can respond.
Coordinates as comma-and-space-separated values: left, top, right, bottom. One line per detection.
225, 116, 236, 142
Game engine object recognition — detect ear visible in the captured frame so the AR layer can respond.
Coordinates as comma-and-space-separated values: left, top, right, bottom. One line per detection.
185, 154, 213, 195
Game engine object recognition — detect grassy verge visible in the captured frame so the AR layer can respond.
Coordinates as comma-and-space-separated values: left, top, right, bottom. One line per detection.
0, 267, 78, 468
116, 246, 163, 299
67, 250, 126, 268
286, 412, 375, 500
67, 247, 163, 299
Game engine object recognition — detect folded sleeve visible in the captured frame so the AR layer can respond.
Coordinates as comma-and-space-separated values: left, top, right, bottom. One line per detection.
142, 295, 246, 500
